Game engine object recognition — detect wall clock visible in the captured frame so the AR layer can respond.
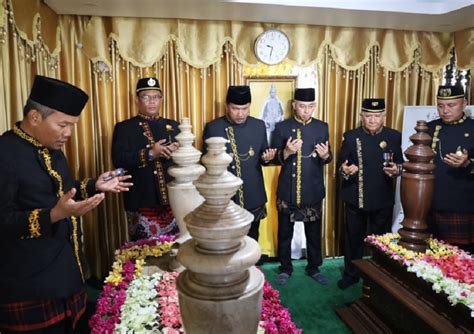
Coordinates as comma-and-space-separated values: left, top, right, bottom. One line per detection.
254, 29, 290, 65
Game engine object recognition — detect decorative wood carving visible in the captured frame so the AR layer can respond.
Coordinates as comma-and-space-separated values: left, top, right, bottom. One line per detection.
398, 120, 435, 252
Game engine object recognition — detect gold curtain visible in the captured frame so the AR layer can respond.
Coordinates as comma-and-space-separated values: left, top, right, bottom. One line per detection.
0, 0, 59, 133
454, 27, 474, 101
3, 0, 473, 277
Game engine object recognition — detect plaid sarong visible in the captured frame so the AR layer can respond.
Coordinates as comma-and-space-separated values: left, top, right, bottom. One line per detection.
0, 290, 86, 332
431, 211, 474, 245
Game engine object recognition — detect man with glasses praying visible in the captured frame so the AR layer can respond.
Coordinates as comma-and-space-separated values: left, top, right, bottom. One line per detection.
427, 85, 474, 253
112, 77, 180, 240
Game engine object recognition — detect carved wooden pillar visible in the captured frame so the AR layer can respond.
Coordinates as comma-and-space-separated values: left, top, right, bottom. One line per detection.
398, 120, 435, 252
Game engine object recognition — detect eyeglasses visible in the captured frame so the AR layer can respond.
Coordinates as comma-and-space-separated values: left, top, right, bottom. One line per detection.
139, 95, 162, 102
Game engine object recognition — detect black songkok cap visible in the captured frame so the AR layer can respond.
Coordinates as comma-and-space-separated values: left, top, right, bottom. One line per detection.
294, 88, 315, 102
437, 85, 465, 100
28, 75, 89, 116
362, 98, 385, 113
136, 77, 162, 95
226, 85, 251, 105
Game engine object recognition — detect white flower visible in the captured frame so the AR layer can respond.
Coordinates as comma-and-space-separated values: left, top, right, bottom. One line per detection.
116, 273, 164, 333
406, 260, 474, 317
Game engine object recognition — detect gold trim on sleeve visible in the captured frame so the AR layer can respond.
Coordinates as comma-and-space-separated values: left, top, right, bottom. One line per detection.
80, 178, 91, 199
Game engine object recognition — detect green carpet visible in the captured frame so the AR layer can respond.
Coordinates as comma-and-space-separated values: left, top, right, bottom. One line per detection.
80, 257, 361, 333
260, 257, 362, 334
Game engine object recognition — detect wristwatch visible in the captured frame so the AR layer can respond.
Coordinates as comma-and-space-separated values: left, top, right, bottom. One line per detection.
148, 150, 155, 161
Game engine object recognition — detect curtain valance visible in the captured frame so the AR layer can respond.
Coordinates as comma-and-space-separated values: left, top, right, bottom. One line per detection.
81, 16, 455, 72
454, 27, 474, 70
6, 0, 60, 55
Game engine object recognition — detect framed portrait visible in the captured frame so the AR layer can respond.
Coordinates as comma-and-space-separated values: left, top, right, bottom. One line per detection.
245, 76, 296, 144
244, 76, 297, 256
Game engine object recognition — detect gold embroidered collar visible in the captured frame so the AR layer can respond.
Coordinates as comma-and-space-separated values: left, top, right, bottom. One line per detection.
442, 114, 467, 125
138, 113, 160, 121
294, 115, 312, 125
13, 124, 43, 148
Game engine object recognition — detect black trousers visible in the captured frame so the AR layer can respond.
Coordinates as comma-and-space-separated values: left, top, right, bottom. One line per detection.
248, 219, 261, 242
342, 203, 393, 279
277, 212, 322, 276
247, 205, 266, 242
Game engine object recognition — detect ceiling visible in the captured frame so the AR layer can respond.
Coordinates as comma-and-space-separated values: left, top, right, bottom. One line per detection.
44, 0, 474, 32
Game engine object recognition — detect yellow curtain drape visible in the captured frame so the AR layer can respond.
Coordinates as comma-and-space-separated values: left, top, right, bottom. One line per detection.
0, 0, 59, 133
2, 0, 473, 277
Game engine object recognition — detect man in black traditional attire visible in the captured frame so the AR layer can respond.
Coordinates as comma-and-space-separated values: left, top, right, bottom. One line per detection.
337, 98, 403, 289
112, 77, 180, 240
0, 75, 131, 333
272, 88, 332, 285
427, 85, 474, 253
202, 85, 276, 242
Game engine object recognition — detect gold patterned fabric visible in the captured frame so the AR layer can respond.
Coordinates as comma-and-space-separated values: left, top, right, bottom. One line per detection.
356, 138, 364, 209
139, 121, 169, 205
296, 128, 302, 207
27, 208, 41, 238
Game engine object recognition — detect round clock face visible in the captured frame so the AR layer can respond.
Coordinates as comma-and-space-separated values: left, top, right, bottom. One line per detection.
254, 30, 290, 65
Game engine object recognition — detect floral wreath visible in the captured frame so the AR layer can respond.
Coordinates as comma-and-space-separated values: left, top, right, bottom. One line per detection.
366, 233, 473, 317
89, 235, 302, 333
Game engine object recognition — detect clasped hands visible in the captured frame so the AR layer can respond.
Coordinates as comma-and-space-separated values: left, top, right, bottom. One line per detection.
443, 148, 469, 168
341, 160, 399, 178
341, 160, 359, 176
150, 139, 180, 159
261, 148, 277, 162
283, 137, 330, 160
50, 172, 133, 223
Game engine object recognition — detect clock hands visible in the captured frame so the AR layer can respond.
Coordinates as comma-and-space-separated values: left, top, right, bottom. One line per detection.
255, 30, 289, 65
266, 44, 273, 58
